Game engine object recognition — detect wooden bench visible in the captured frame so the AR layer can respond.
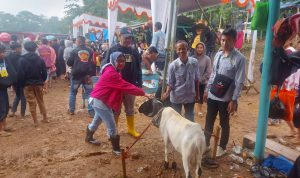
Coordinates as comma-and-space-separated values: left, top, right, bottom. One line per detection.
243, 133, 300, 162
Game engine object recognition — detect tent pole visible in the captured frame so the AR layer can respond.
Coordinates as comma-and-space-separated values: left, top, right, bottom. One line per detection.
170, 0, 179, 62
253, 0, 280, 162
161, 0, 176, 98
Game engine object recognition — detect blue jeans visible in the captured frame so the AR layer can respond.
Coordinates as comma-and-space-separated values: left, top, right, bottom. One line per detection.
171, 102, 195, 122
0, 88, 9, 122
69, 77, 93, 113
12, 86, 26, 116
88, 98, 117, 137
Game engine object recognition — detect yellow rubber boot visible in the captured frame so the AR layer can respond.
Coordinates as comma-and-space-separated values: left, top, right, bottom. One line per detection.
114, 116, 119, 127
126, 115, 140, 138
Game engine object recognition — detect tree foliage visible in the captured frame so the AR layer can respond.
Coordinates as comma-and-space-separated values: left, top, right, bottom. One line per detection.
0, 11, 69, 33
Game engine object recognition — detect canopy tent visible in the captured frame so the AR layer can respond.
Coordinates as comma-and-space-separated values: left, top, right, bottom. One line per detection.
72, 13, 126, 38
107, 0, 234, 45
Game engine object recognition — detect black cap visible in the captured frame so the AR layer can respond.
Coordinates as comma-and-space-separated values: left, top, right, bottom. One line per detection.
24, 41, 37, 52
120, 27, 133, 37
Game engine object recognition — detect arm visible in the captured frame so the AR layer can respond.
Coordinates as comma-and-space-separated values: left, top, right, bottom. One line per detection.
50, 47, 56, 66
142, 54, 152, 71
67, 50, 75, 67
203, 57, 212, 83
103, 71, 145, 96
195, 62, 200, 99
40, 59, 48, 82
205, 57, 216, 93
162, 64, 175, 100
232, 56, 246, 101
150, 32, 158, 47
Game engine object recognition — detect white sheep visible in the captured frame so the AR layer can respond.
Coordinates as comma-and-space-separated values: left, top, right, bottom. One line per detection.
139, 99, 206, 178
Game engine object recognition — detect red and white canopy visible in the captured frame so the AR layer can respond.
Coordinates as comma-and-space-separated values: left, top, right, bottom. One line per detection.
107, 0, 235, 45
73, 13, 126, 37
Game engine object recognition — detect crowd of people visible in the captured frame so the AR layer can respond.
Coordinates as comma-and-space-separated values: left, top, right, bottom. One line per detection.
0, 23, 247, 158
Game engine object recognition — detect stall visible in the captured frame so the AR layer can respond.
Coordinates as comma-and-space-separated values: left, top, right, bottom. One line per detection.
72, 13, 127, 38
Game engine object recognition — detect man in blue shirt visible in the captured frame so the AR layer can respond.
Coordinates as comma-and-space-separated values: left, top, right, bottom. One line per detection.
151, 22, 166, 71
162, 40, 200, 122
204, 28, 246, 157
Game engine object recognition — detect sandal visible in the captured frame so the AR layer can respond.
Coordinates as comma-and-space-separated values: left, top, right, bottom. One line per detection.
202, 158, 219, 169
0, 131, 12, 137
4, 127, 15, 132
41, 119, 50, 123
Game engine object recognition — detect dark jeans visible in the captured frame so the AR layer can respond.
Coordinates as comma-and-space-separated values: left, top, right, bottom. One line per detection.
0, 88, 9, 122
171, 102, 195, 122
196, 84, 206, 104
12, 86, 26, 116
155, 55, 165, 71
69, 76, 93, 113
205, 98, 230, 150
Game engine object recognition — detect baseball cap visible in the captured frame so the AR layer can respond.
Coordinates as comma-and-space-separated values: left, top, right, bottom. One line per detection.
120, 27, 133, 37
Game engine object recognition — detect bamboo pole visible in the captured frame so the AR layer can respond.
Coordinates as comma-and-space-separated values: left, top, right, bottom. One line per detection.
254, 0, 281, 162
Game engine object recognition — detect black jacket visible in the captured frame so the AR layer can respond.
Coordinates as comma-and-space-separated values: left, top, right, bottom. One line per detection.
18, 52, 47, 86
6, 52, 21, 84
67, 45, 96, 80
0, 58, 17, 89
104, 43, 142, 87
6, 52, 21, 71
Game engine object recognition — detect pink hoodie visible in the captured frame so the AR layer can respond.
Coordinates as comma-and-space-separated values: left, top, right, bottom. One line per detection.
91, 65, 145, 112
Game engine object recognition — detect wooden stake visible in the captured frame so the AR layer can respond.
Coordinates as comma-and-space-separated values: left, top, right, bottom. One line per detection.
212, 125, 221, 159
121, 149, 127, 178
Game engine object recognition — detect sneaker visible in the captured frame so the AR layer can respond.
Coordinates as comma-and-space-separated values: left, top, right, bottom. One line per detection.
8, 112, 16, 117
0, 131, 11, 137
68, 110, 75, 115
198, 112, 203, 116
216, 146, 227, 157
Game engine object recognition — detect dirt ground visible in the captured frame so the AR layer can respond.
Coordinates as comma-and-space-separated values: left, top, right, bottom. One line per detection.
0, 41, 298, 178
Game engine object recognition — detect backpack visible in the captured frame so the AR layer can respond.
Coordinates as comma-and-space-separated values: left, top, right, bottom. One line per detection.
38, 45, 52, 68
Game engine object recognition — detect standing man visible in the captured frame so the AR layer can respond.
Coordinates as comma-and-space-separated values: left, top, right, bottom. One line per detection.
7, 42, 27, 118
18, 41, 48, 125
67, 36, 95, 117
38, 38, 56, 93
104, 27, 142, 138
50, 38, 60, 78
151, 22, 166, 71
204, 28, 246, 157
162, 40, 200, 122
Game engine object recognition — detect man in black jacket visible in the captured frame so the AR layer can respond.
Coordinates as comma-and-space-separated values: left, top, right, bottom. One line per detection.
67, 36, 95, 117
0, 44, 17, 136
7, 42, 26, 118
104, 27, 142, 138
18, 41, 48, 126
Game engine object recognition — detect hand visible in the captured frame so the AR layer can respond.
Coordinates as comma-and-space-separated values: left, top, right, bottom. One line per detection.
145, 93, 154, 99
227, 100, 237, 114
161, 92, 169, 101
203, 91, 208, 103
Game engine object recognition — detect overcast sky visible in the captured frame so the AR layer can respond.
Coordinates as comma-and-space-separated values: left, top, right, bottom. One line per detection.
0, 0, 83, 18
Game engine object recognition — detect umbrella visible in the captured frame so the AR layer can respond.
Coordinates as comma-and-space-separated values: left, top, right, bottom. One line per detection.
0, 32, 11, 42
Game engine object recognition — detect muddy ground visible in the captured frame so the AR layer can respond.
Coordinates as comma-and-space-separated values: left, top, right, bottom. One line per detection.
0, 41, 298, 178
